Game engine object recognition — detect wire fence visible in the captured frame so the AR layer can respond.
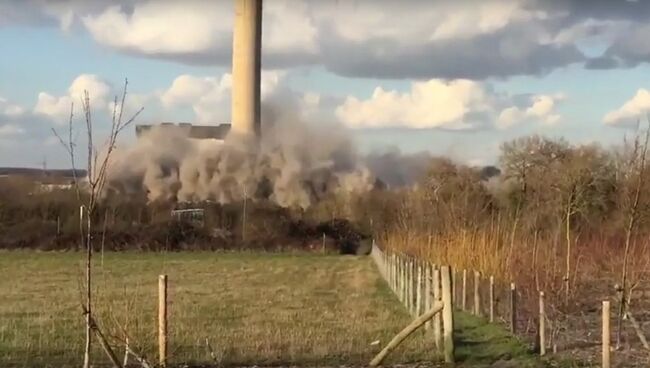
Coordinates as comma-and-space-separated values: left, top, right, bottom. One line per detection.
370, 243, 619, 367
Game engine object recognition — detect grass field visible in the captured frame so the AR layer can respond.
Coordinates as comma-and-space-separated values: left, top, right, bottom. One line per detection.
0, 251, 540, 367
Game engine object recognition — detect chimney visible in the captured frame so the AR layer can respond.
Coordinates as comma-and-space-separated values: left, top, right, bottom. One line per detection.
231, 0, 262, 137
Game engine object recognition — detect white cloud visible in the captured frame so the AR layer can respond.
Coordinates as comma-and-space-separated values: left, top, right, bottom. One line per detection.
429, 2, 542, 41
0, 97, 26, 117
80, 1, 318, 65
497, 94, 563, 129
336, 79, 492, 129
160, 71, 283, 123
34, 92, 72, 121
603, 89, 650, 126
34, 74, 112, 123
15, 0, 597, 78
12, 0, 650, 79
82, 3, 231, 55
337, 79, 564, 130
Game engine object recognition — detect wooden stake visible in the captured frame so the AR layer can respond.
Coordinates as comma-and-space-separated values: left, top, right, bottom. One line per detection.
158, 275, 168, 367
424, 264, 432, 331
390, 254, 397, 293
603, 300, 610, 368
451, 270, 456, 307
433, 267, 442, 352
489, 276, 495, 323
441, 266, 455, 363
462, 269, 467, 311
510, 283, 517, 335
539, 291, 546, 356
398, 257, 404, 303
403, 257, 407, 307
402, 256, 406, 303
416, 261, 423, 317
409, 258, 415, 315
474, 271, 481, 316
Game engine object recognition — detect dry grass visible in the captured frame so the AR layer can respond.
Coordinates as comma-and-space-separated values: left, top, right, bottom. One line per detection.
0, 251, 439, 367
382, 227, 650, 367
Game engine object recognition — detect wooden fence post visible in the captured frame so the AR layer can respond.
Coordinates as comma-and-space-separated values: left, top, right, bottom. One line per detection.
462, 269, 467, 311
451, 270, 456, 307
433, 267, 442, 352
399, 256, 405, 304
510, 283, 517, 335
489, 276, 495, 323
440, 266, 455, 363
409, 258, 415, 316
416, 261, 423, 317
402, 257, 408, 310
474, 271, 481, 316
158, 275, 168, 367
425, 264, 432, 331
539, 291, 546, 356
603, 300, 611, 368
390, 253, 397, 293
405, 257, 410, 311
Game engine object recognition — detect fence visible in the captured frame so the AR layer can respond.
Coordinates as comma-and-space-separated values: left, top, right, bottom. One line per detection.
369, 243, 615, 367
146, 247, 615, 368
370, 244, 454, 363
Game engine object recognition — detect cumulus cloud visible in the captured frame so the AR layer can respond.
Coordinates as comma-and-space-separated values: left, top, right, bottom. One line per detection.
33, 74, 158, 129
336, 79, 564, 130
13, 0, 650, 79
0, 97, 26, 117
603, 89, 650, 126
34, 74, 112, 123
0, 97, 31, 140
79, 0, 318, 66
159, 71, 283, 123
496, 94, 563, 129
0, 96, 62, 155
82, 2, 232, 57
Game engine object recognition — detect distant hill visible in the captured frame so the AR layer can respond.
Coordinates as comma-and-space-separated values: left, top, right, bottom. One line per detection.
0, 167, 87, 178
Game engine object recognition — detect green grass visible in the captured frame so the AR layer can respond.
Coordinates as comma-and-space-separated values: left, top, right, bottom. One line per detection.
0, 251, 545, 367
0, 251, 435, 367
454, 311, 542, 367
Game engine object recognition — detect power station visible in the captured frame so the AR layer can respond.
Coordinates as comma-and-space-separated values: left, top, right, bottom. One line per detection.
136, 0, 263, 140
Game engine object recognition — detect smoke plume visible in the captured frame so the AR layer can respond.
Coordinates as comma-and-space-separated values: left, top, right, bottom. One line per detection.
107, 119, 377, 208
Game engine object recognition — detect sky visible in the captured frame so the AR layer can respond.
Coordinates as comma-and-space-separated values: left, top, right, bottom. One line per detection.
2, 0, 650, 168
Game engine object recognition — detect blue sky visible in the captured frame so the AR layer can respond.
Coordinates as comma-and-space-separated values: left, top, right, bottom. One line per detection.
1, 0, 650, 168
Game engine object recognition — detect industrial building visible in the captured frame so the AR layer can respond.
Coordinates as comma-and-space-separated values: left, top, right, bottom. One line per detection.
135, 123, 231, 141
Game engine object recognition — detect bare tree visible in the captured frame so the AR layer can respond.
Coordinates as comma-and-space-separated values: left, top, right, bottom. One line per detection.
616, 127, 650, 349
53, 79, 143, 368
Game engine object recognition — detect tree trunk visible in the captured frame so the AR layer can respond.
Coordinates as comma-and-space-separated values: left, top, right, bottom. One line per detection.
84, 207, 93, 368
564, 193, 573, 306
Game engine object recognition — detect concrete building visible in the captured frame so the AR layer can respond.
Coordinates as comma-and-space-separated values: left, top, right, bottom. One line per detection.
135, 123, 231, 140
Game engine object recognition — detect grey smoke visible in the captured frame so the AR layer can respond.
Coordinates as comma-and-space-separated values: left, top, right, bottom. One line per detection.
107, 119, 379, 208
107, 117, 434, 208
364, 148, 432, 188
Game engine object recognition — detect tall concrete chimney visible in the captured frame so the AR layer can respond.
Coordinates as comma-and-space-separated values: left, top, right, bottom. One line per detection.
231, 0, 262, 137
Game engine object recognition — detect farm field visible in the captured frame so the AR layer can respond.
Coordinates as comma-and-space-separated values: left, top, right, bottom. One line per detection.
0, 251, 540, 367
